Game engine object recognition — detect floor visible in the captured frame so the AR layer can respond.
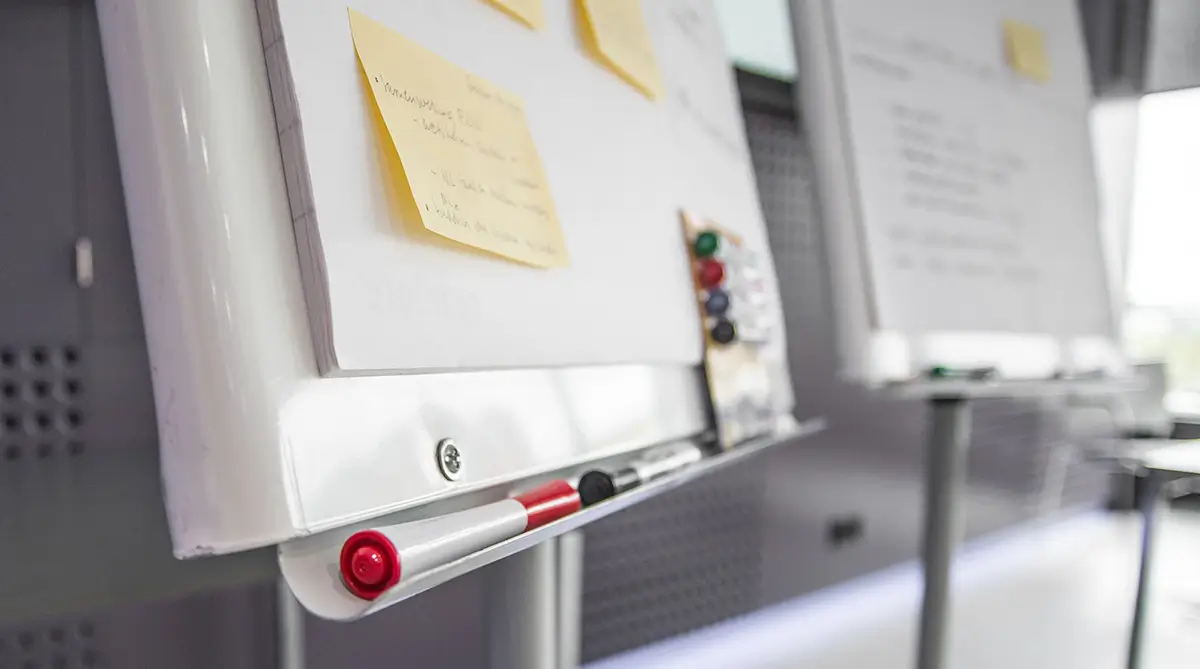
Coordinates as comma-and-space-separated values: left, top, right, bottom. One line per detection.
588, 507, 1200, 669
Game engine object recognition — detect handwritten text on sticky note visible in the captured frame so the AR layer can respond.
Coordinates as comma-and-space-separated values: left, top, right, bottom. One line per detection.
484, 0, 545, 30
348, 9, 568, 268
1002, 20, 1051, 83
578, 0, 662, 99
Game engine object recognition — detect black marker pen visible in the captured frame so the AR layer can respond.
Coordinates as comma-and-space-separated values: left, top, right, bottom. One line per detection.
577, 443, 703, 507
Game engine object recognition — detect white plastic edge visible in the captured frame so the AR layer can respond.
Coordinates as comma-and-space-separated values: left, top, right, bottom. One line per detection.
96, 0, 309, 554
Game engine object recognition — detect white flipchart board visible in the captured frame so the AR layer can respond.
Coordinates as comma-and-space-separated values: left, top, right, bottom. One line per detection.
94, 0, 798, 558
793, 0, 1126, 385
266, 0, 784, 375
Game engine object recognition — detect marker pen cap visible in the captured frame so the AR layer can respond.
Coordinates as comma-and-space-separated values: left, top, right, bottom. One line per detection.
577, 471, 614, 507
514, 479, 581, 530
577, 468, 640, 507
339, 530, 401, 601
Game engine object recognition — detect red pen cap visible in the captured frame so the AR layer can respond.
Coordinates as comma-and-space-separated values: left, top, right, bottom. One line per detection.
339, 530, 401, 601
514, 479, 581, 531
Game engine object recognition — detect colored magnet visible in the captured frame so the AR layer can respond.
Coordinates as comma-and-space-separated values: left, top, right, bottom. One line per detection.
710, 319, 736, 344
697, 259, 725, 288
705, 289, 730, 316
693, 231, 720, 258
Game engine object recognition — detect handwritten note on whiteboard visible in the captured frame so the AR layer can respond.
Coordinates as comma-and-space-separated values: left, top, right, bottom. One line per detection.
348, 8, 569, 268
483, 0, 545, 30
578, 0, 663, 99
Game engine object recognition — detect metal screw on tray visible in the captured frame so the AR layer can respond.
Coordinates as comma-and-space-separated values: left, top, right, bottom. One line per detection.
437, 438, 462, 481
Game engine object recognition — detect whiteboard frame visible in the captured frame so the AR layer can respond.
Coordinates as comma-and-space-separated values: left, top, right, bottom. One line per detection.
96, 0, 798, 557
790, 0, 1128, 387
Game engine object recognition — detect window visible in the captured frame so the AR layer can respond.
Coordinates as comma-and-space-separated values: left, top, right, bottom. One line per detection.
1125, 88, 1200, 416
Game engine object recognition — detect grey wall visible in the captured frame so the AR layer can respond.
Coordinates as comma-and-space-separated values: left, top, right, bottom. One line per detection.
1079, 0, 1200, 96
0, 2, 1112, 668
0, 0, 277, 627
1145, 0, 1200, 92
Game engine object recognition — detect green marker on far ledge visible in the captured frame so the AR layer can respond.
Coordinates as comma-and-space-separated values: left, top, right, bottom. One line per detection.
927, 366, 998, 381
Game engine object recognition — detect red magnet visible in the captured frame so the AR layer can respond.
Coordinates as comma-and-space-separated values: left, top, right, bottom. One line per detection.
697, 259, 725, 288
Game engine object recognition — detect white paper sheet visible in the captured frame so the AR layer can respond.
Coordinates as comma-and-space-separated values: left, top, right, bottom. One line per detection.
264, 0, 783, 375
796, 0, 1119, 382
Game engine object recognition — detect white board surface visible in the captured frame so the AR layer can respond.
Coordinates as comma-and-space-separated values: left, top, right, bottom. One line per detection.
265, 0, 784, 374
793, 0, 1124, 384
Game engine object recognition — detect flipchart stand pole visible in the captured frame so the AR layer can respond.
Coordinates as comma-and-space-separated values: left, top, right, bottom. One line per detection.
277, 576, 307, 669
557, 531, 586, 669
916, 396, 972, 669
487, 532, 585, 669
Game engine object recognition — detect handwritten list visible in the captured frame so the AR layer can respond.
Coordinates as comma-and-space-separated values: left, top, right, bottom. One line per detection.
885, 100, 1038, 284
840, 30, 1045, 289
348, 8, 568, 268
826, 4, 1110, 336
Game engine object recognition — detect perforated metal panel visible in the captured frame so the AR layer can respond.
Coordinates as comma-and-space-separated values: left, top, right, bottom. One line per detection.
0, 619, 102, 669
0, 585, 277, 669
0, 345, 86, 464
580, 460, 769, 662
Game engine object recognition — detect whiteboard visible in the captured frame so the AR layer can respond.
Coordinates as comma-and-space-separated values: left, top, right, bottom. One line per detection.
792, 0, 1126, 385
263, 0, 785, 374
96, 0, 801, 561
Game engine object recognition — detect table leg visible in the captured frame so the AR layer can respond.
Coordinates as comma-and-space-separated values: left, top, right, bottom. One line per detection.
1127, 470, 1163, 669
916, 396, 972, 669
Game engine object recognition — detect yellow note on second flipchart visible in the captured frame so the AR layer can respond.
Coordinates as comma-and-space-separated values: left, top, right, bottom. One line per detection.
578, 0, 663, 99
484, 0, 545, 30
1003, 20, 1051, 83
348, 9, 568, 268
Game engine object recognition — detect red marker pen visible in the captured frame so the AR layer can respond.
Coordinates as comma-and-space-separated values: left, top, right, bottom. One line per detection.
339, 479, 580, 600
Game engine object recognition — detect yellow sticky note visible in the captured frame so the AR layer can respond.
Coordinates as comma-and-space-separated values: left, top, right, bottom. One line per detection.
577, 0, 662, 99
483, 0, 545, 30
348, 9, 568, 268
1003, 20, 1051, 83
